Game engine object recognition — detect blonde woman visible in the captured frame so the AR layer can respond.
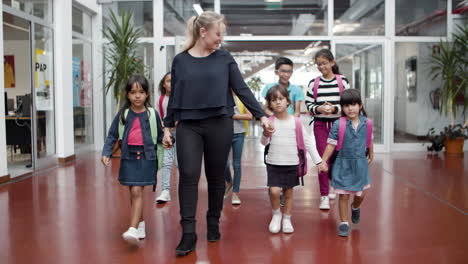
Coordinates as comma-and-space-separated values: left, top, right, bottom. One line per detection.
162, 11, 273, 256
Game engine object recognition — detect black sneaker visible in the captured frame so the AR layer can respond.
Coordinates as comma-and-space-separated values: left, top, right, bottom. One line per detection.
351, 207, 361, 224
338, 223, 349, 237
207, 226, 221, 242
175, 233, 197, 257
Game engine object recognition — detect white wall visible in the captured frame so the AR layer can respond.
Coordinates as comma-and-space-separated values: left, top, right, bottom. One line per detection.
0, 8, 7, 177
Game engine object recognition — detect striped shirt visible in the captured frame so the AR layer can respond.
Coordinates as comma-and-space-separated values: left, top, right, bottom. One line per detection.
305, 75, 350, 122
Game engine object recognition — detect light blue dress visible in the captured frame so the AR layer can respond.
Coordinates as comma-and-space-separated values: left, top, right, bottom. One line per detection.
328, 115, 370, 192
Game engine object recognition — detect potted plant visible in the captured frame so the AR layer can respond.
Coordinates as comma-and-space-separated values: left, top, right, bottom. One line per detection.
429, 22, 468, 155
103, 10, 144, 156
103, 9, 144, 112
426, 124, 468, 154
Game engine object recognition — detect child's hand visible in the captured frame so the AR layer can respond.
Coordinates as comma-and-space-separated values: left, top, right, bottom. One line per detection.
368, 153, 374, 164
317, 162, 328, 172
317, 102, 334, 115
162, 129, 173, 149
101, 156, 111, 167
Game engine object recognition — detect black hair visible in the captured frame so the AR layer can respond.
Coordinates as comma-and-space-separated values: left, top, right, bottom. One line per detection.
265, 85, 291, 112
314, 49, 340, 74
275, 57, 293, 70
158, 72, 171, 95
120, 75, 152, 124
340, 89, 367, 117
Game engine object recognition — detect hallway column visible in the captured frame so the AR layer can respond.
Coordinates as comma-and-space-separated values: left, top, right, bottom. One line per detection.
54, 0, 75, 162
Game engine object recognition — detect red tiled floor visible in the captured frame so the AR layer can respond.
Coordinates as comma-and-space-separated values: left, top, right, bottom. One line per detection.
0, 139, 467, 264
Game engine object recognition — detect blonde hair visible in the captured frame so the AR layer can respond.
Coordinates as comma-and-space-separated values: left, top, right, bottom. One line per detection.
182, 11, 225, 52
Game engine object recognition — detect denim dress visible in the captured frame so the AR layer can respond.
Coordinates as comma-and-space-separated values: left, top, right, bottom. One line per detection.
102, 108, 163, 186
328, 115, 370, 192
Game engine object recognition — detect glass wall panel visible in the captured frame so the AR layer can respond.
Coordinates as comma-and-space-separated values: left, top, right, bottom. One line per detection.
394, 42, 465, 143
73, 7, 94, 148
164, 0, 214, 36
103, 1, 153, 37
72, 38, 93, 147
333, 0, 384, 36
396, 0, 447, 36
336, 44, 384, 144
3, 0, 53, 22
34, 24, 55, 159
221, 0, 327, 36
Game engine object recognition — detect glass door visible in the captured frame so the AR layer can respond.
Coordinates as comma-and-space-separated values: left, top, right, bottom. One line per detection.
32, 23, 55, 168
3, 12, 33, 177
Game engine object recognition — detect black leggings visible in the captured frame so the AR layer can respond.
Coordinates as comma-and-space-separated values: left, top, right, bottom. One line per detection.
176, 116, 233, 233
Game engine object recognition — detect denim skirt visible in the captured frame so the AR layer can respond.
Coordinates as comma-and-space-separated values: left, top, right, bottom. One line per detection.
119, 145, 157, 186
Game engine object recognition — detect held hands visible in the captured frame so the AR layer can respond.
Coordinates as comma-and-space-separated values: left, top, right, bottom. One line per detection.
101, 156, 111, 167
260, 116, 275, 137
162, 128, 173, 149
317, 162, 328, 172
317, 102, 334, 115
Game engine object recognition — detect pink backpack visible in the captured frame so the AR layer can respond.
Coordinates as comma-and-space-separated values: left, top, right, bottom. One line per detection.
264, 116, 308, 185
312, 74, 344, 100
336, 117, 373, 152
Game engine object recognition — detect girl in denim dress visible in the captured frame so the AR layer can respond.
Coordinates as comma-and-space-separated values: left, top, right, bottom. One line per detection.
101, 75, 163, 245
321, 89, 374, 237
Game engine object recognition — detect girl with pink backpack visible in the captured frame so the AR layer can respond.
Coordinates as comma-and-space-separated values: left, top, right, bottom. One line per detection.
321, 89, 374, 237
262, 85, 327, 234
304, 49, 351, 210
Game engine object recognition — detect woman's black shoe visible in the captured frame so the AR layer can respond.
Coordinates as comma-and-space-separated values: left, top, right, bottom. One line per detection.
175, 233, 197, 257
207, 226, 221, 242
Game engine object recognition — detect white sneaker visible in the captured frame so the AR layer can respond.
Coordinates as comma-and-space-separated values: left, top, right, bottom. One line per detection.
282, 216, 294, 233
328, 188, 337, 200
319, 196, 330, 210
122, 227, 139, 245
269, 212, 282, 233
137, 221, 145, 239
156, 190, 171, 203
232, 194, 241, 205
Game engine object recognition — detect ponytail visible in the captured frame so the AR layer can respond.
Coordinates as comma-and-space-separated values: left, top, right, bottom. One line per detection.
181, 11, 225, 53
332, 64, 340, 74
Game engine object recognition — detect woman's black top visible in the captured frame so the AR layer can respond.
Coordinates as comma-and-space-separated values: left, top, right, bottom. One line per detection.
164, 49, 265, 127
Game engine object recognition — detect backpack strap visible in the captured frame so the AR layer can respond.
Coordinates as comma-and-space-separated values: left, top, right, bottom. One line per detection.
366, 118, 373, 148
336, 117, 347, 151
313, 76, 321, 100
148, 107, 158, 145
158, 95, 165, 119
335, 74, 344, 94
118, 109, 130, 140
295, 117, 307, 185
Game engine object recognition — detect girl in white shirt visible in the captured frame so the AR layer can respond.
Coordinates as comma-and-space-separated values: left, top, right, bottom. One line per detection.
261, 85, 327, 234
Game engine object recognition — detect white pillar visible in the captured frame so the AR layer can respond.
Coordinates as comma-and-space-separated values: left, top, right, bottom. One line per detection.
54, 0, 75, 159
0, 7, 9, 179
92, 6, 104, 150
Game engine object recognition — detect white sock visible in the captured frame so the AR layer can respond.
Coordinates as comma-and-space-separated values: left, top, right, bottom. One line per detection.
138, 221, 145, 227
283, 214, 291, 220
272, 208, 281, 215
340, 222, 349, 226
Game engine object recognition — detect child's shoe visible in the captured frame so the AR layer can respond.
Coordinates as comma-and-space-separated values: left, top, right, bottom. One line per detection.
328, 188, 336, 199
319, 196, 330, 210
269, 210, 282, 233
351, 207, 361, 224
137, 221, 146, 239
231, 193, 241, 205
338, 223, 349, 237
122, 227, 139, 244
282, 215, 294, 233
156, 189, 171, 203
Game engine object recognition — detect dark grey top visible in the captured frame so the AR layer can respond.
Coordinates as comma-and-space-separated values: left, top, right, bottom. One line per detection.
164, 49, 265, 127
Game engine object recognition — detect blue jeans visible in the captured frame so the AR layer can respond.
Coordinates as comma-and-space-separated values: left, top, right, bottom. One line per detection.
225, 133, 245, 193
161, 131, 177, 191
